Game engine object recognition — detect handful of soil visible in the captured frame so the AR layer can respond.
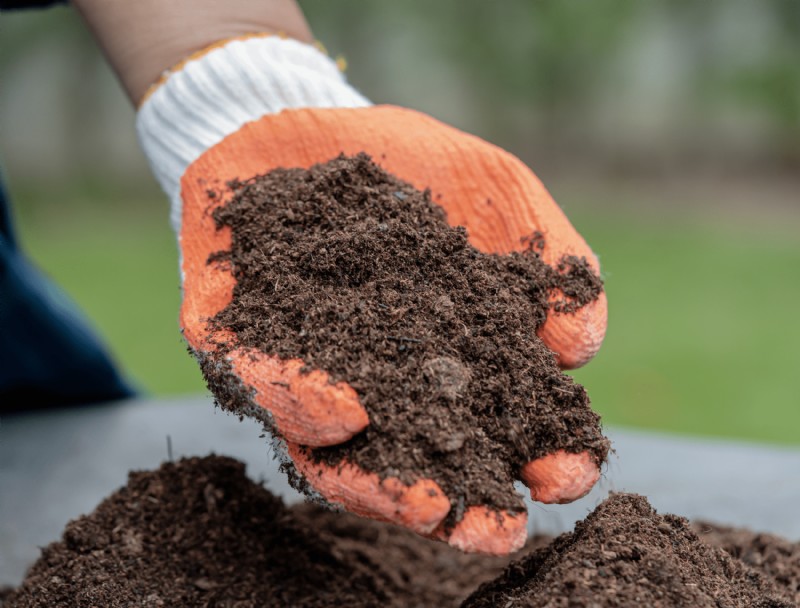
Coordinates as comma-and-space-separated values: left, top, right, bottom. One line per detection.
206, 153, 609, 521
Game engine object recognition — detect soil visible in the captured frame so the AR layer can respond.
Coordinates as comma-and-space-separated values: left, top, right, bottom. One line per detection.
461, 493, 795, 608
205, 153, 608, 521
1, 456, 532, 608
292, 505, 552, 607
5, 459, 798, 607
0, 456, 800, 608
694, 522, 800, 604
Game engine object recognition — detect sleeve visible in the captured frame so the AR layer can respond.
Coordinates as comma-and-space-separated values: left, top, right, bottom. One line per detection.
0, 0, 66, 9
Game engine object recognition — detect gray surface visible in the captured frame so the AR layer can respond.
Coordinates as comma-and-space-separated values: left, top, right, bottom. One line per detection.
1, 395, 799, 586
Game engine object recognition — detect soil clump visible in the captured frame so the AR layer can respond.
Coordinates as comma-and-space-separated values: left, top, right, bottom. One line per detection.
462, 493, 794, 607
206, 153, 608, 521
2, 456, 525, 608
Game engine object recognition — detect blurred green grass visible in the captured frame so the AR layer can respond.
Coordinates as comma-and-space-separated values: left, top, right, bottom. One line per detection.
567, 198, 800, 446
15, 187, 206, 396
13, 186, 800, 445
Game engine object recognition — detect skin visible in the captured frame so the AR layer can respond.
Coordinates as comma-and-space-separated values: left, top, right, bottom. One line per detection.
73, 0, 313, 104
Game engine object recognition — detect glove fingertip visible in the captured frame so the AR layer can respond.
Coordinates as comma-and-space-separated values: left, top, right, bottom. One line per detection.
436, 506, 527, 556
286, 443, 451, 535
520, 450, 600, 505
539, 291, 608, 370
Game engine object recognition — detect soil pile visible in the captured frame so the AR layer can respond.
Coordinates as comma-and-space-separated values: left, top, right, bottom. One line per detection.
293, 504, 551, 607
695, 522, 800, 604
2, 456, 523, 608
206, 153, 608, 520
462, 493, 794, 608
5, 459, 798, 607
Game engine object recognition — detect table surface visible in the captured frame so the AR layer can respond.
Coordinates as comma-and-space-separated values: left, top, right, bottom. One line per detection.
1, 395, 799, 586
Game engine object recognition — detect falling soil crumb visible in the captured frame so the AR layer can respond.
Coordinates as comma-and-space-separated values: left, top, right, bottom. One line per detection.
206, 153, 609, 522
1, 456, 529, 608
462, 493, 795, 608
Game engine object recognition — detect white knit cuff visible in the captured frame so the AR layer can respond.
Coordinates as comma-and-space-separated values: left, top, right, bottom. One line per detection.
136, 36, 371, 232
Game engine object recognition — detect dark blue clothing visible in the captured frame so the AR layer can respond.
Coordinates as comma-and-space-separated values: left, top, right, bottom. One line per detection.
1, 0, 136, 410
0, 0, 64, 8
0, 181, 136, 411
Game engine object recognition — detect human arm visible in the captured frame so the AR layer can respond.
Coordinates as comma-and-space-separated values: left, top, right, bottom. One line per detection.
73, 0, 608, 555
73, 0, 312, 104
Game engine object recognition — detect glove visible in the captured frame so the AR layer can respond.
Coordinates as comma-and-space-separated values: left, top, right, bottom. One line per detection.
137, 35, 608, 555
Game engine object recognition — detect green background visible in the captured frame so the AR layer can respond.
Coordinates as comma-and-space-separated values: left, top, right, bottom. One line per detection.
14, 181, 800, 446
3, 0, 799, 446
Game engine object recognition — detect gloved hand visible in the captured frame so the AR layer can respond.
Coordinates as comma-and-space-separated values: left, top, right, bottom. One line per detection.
137, 35, 608, 555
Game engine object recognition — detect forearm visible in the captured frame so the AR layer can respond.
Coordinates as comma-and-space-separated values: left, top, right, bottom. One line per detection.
73, 0, 313, 104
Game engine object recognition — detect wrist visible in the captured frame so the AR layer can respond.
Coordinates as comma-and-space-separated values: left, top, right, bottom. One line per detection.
135, 35, 371, 232
74, 0, 313, 104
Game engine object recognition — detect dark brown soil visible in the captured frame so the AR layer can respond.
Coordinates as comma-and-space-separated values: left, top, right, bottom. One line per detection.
206, 153, 608, 521
1, 456, 529, 608
5, 459, 798, 607
694, 521, 800, 604
292, 504, 551, 607
462, 493, 795, 608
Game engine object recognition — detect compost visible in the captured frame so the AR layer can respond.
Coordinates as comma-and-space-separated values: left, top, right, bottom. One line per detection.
205, 153, 608, 520
5, 459, 798, 607
1, 456, 526, 608
694, 521, 800, 604
462, 493, 795, 607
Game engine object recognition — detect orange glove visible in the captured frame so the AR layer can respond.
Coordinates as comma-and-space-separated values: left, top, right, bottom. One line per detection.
137, 35, 607, 555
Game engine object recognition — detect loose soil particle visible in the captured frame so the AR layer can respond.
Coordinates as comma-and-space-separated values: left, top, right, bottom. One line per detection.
461, 493, 795, 608
206, 153, 609, 521
1, 456, 527, 608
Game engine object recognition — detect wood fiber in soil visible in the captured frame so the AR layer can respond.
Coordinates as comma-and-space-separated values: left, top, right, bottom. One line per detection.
462, 493, 795, 608
1, 456, 529, 608
207, 153, 609, 520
